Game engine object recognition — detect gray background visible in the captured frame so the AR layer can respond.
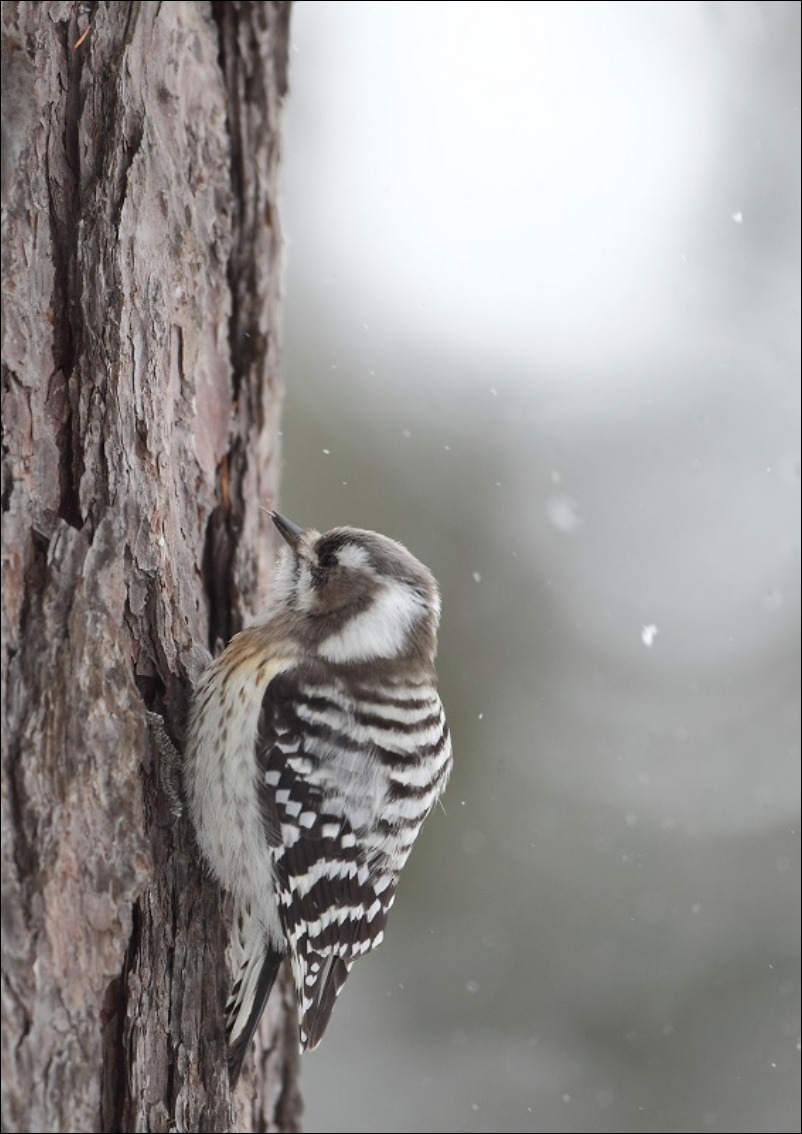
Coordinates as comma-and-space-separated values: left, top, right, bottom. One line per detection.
276, 3, 800, 1131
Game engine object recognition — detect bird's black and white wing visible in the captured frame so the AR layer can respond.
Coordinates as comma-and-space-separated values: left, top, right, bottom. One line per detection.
255, 666, 451, 1050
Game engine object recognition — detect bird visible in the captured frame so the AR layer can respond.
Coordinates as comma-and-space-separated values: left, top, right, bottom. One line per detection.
182, 510, 452, 1084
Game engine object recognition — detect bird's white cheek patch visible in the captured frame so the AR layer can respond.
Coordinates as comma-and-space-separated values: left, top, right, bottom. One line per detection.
294, 561, 317, 613
318, 585, 424, 663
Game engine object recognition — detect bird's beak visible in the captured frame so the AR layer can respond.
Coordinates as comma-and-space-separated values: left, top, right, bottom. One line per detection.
271, 510, 306, 550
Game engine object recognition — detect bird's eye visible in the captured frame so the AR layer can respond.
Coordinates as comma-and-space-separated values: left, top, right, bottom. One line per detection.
319, 551, 338, 568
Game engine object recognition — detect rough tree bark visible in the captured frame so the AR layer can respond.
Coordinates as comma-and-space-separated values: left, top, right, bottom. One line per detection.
1, 3, 301, 1131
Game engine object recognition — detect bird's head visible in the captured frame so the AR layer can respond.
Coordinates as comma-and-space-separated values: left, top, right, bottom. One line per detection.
268, 511, 441, 669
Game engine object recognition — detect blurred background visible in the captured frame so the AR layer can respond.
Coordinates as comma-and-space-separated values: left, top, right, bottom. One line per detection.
276, 3, 800, 1131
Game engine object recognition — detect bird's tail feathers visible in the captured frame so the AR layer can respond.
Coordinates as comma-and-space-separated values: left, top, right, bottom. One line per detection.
226, 907, 283, 1086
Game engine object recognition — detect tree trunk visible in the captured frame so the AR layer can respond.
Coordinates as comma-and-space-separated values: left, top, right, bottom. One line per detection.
1, 3, 300, 1130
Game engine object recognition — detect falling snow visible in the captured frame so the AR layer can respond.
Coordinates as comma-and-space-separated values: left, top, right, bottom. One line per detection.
547, 494, 583, 533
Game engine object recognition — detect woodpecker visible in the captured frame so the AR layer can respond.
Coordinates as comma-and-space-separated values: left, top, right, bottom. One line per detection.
182, 511, 452, 1083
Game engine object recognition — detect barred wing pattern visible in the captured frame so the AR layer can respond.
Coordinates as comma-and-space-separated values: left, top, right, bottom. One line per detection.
257, 668, 452, 1050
